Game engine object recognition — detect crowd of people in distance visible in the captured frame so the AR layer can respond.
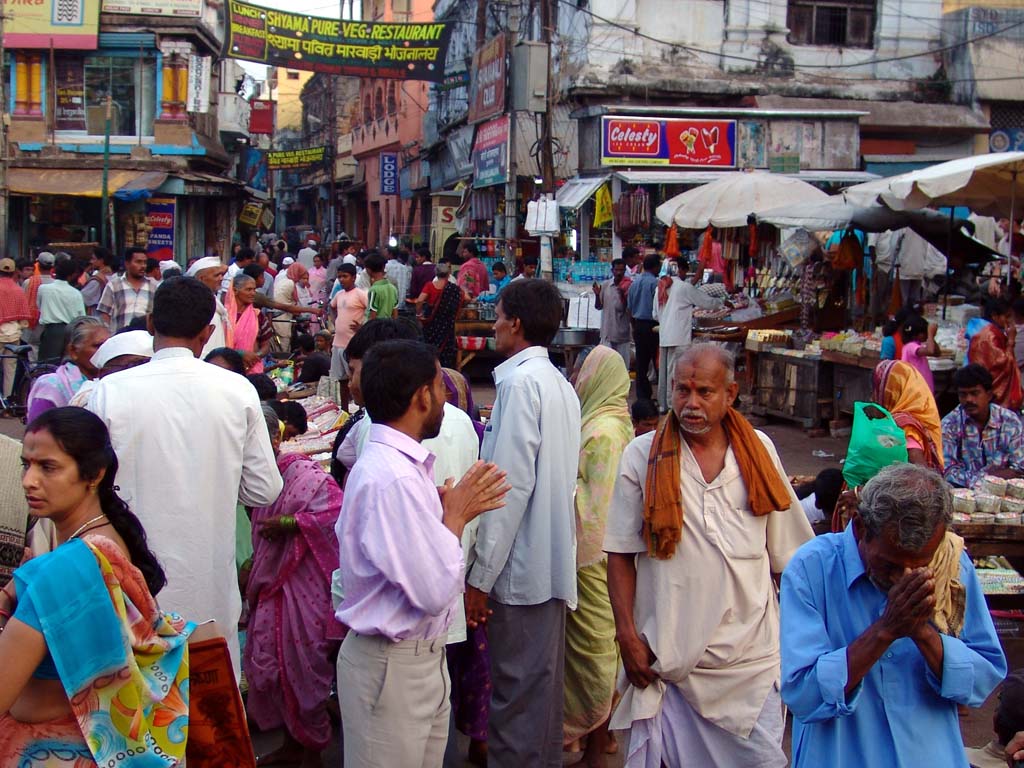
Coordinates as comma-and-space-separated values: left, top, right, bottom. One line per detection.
2, 234, 1024, 768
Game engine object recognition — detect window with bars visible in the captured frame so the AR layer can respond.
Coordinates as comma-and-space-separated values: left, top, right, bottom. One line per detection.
787, 0, 876, 48
990, 102, 1024, 131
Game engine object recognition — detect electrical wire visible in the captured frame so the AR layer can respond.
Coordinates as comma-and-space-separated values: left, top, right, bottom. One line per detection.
558, 0, 1024, 71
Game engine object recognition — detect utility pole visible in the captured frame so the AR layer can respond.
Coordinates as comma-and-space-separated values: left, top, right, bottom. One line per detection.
100, 95, 112, 248
0, 9, 9, 257
538, 0, 556, 195
476, 0, 486, 48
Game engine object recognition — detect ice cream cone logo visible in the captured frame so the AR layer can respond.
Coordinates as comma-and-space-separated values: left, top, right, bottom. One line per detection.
679, 128, 699, 154
701, 126, 720, 154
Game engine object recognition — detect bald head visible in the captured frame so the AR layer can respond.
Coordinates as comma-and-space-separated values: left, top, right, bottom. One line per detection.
671, 343, 738, 437
674, 343, 735, 385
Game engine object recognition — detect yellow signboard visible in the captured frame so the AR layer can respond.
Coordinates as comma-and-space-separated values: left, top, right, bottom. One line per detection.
4, 0, 100, 49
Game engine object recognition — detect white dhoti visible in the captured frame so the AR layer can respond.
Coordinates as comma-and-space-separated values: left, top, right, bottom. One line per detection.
620, 683, 786, 768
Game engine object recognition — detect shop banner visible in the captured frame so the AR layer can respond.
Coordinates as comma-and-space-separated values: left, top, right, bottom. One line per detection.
4, 0, 100, 49
472, 115, 509, 189
101, 0, 200, 16
249, 99, 275, 135
187, 55, 211, 114
468, 35, 506, 124
600, 116, 736, 168
145, 197, 176, 261
594, 184, 613, 228
241, 147, 269, 192
239, 200, 264, 227
380, 153, 399, 196
55, 58, 86, 131
990, 129, 1024, 153
223, 0, 452, 82
267, 146, 326, 171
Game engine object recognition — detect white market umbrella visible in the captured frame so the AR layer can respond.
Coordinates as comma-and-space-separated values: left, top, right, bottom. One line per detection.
842, 152, 1024, 216
842, 152, 1024, 283
654, 170, 829, 229
756, 198, 999, 267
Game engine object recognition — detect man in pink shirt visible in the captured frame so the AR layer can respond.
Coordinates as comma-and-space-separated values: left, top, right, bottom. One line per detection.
901, 314, 941, 392
456, 243, 490, 299
329, 263, 367, 409
335, 339, 508, 768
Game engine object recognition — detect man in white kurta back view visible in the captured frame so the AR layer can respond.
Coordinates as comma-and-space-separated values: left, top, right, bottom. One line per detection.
89, 276, 282, 674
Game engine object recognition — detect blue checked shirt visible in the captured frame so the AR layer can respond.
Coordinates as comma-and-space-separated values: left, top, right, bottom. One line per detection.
941, 404, 1024, 489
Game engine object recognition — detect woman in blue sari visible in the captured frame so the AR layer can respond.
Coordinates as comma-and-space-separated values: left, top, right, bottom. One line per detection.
0, 407, 193, 768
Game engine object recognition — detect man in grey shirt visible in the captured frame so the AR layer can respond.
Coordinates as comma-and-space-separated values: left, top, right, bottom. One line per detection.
594, 257, 632, 372
466, 278, 581, 767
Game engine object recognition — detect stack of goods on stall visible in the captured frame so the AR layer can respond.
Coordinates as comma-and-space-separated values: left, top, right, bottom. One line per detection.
951, 478, 1024, 525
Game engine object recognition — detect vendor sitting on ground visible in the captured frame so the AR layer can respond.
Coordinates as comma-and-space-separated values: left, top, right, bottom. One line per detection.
941, 363, 1024, 489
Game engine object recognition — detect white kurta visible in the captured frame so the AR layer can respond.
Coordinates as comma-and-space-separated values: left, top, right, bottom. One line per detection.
604, 429, 813, 746
88, 347, 282, 673
200, 298, 228, 358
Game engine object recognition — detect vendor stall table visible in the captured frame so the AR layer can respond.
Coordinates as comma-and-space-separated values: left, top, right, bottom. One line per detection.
454, 320, 497, 372
751, 350, 833, 429
955, 523, 1024, 559
823, 350, 955, 415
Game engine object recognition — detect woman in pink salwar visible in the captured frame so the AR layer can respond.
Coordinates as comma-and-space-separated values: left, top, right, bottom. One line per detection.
244, 407, 342, 767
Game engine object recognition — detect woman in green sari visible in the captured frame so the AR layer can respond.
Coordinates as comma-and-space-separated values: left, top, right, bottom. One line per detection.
565, 345, 634, 766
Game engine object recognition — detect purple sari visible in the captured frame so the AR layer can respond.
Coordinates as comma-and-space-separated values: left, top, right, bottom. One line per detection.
243, 453, 342, 750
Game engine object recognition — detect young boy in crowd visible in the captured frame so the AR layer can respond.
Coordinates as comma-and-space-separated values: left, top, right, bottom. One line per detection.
630, 398, 660, 436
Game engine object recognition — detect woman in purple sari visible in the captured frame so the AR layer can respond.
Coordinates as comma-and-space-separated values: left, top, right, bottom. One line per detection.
244, 407, 343, 767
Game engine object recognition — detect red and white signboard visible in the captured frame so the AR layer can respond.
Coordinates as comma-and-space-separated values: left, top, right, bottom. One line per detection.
601, 116, 736, 167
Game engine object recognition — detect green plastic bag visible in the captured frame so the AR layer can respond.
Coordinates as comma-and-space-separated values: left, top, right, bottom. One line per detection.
842, 401, 909, 488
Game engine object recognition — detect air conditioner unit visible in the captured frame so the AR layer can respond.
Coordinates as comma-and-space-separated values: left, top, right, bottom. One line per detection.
512, 41, 548, 114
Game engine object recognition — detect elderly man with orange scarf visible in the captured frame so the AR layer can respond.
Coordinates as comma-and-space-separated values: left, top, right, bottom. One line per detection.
604, 343, 813, 767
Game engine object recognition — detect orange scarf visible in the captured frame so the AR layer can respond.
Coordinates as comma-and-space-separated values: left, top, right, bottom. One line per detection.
642, 408, 792, 560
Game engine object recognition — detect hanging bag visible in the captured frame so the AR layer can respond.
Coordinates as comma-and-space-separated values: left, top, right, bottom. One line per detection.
830, 229, 863, 271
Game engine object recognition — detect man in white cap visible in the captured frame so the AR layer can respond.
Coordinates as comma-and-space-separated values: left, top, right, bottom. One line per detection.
69, 329, 155, 407
297, 239, 319, 270
186, 257, 231, 357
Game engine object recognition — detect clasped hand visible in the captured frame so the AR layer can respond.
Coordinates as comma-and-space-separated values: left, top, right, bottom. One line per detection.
878, 567, 936, 641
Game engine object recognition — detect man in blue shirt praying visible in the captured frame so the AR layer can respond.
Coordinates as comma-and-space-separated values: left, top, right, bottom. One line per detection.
781, 463, 1006, 768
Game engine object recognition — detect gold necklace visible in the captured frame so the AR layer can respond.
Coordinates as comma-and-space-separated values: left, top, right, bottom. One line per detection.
68, 514, 108, 540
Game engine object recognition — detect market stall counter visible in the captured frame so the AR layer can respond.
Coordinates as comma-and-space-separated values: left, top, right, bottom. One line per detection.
823, 349, 956, 416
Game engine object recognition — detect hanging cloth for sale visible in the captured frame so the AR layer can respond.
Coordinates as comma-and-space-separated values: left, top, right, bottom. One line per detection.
888, 266, 903, 316
664, 224, 680, 258
594, 184, 613, 229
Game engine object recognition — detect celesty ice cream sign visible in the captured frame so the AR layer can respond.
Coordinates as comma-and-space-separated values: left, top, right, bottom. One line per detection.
601, 116, 736, 167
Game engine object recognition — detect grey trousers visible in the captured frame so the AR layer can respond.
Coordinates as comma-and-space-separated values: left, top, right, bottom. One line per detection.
487, 598, 567, 768
657, 345, 684, 413
337, 632, 451, 768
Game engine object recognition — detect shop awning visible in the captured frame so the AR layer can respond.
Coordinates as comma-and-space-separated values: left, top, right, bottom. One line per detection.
556, 174, 610, 210
614, 170, 879, 187
7, 168, 168, 198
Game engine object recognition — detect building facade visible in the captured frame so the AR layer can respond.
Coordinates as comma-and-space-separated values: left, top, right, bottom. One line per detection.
4, 0, 252, 263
